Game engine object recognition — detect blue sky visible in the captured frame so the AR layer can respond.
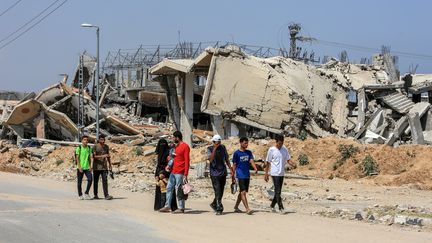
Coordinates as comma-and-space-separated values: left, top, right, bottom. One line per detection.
0, 0, 431, 92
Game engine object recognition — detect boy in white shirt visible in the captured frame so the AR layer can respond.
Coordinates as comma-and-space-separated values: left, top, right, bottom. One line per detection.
264, 134, 296, 213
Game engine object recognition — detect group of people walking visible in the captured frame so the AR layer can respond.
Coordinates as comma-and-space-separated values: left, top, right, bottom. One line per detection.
75, 134, 113, 200
153, 131, 296, 215
74, 129, 294, 215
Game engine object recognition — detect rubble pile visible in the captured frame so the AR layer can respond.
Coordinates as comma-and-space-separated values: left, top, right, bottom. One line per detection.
315, 204, 432, 229
196, 47, 432, 145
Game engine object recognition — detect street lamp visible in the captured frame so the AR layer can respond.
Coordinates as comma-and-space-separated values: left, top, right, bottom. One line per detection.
81, 23, 100, 140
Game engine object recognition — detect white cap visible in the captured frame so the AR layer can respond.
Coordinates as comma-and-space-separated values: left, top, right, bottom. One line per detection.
212, 134, 222, 142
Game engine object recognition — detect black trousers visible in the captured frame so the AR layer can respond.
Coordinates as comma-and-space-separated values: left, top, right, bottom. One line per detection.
154, 186, 178, 211
93, 170, 109, 197
271, 176, 284, 210
77, 169, 92, 196
210, 176, 227, 212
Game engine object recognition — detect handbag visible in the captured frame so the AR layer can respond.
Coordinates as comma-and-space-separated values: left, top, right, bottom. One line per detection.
182, 181, 194, 195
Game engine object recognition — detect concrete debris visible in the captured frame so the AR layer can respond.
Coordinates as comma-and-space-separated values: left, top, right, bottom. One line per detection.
3, 46, 432, 148
408, 113, 425, 144
145, 46, 432, 146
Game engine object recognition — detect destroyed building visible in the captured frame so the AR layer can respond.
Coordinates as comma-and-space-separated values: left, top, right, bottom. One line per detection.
2, 43, 432, 147
148, 45, 432, 146
0, 61, 144, 145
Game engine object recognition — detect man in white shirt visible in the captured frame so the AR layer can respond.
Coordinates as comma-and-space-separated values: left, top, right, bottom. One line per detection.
264, 134, 296, 213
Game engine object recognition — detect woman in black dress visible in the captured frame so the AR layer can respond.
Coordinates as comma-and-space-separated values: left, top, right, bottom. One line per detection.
154, 138, 177, 211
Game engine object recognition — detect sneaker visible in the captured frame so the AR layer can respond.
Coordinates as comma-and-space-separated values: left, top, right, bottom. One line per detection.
84, 194, 92, 200
210, 203, 217, 212
78, 195, 84, 200
93, 195, 100, 200
279, 208, 285, 214
216, 211, 223, 216
270, 207, 277, 213
173, 209, 185, 214
159, 207, 171, 213
105, 195, 113, 200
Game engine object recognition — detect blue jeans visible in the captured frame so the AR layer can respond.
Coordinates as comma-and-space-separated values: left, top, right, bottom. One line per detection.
165, 173, 185, 209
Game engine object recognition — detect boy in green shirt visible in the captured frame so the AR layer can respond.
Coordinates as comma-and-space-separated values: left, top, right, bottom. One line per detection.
76, 135, 93, 200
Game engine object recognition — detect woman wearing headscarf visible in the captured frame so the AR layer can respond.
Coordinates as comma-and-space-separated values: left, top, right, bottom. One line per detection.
154, 138, 177, 211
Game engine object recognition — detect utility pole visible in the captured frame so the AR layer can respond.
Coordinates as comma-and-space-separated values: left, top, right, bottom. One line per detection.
78, 54, 85, 141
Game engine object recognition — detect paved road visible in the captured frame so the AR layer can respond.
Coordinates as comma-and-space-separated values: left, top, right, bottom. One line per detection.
0, 173, 171, 243
1, 172, 432, 243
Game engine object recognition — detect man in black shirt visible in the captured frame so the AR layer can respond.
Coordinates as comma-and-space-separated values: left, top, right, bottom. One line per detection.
207, 134, 235, 215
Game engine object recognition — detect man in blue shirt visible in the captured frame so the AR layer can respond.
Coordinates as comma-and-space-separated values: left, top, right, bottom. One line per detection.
207, 134, 235, 215
232, 137, 258, 215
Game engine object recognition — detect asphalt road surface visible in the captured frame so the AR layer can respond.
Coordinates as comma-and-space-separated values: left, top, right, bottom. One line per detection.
0, 173, 171, 243
1, 172, 431, 243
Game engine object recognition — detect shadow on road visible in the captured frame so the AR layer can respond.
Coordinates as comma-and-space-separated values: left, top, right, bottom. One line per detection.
185, 209, 210, 214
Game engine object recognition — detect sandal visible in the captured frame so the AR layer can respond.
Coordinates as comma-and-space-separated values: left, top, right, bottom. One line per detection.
234, 208, 243, 213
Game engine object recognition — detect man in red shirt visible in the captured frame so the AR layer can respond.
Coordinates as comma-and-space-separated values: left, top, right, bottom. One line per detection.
159, 131, 190, 213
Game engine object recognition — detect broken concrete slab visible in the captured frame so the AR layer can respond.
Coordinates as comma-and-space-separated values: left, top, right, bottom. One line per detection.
200, 49, 335, 135
409, 102, 430, 117
364, 130, 386, 144
105, 116, 141, 135
363, 81, 405, 90
331, 91, 349, 136
408, 80, 432, 94
408, 113, 425, 144
404, 102, 430, 135
355, 108, 384, 139
386, 116, 409, 146
423, 130, 432, 145
355, 89, 366, 133
424, 110, 432, 131
381, 92, 415, 114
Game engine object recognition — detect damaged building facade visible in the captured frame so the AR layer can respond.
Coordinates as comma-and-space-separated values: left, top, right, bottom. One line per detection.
2, 43, 432, 147
148, 45, 432, 146
0, 60, 143, 145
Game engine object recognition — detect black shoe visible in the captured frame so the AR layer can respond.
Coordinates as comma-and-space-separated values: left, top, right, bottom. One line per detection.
105, 195, 113, 200
210, 203, 217, 212
93, 195, 100, 200
216, 211, 223, 215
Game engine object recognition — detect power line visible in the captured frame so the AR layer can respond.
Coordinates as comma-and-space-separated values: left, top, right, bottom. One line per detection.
0, 0, 61, 44
0, 0, 68, 51
0, 0, 22, 18
315, 39, 432, 61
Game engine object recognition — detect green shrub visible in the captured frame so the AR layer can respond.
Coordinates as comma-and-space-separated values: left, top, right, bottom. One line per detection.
56, 159, 64, 166
297, 130, 308, 141
135, 146, 143, 156
338, 144, 359, 160
298, 153, 309, 166
361, 155, 379, 176
333, 144, 360, 170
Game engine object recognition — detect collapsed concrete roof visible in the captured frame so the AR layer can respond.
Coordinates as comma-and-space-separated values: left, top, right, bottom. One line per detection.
2, 79, 142, 143
193, 47, 358, 136
149, 59, 194, 75
147, 46, 394, 137
5, 99, 78, 141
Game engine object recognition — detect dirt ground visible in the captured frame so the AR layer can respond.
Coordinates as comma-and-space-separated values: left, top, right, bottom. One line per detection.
1, 136, 432, 233
2, 136, 432, 189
